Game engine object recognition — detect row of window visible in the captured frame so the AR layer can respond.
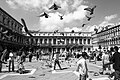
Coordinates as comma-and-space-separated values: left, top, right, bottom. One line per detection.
0, 8, 23, 34
93, 25, 120, 45
30, 38, 91, 45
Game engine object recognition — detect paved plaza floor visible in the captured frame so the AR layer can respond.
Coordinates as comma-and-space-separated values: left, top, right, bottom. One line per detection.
0, 58, 113, 80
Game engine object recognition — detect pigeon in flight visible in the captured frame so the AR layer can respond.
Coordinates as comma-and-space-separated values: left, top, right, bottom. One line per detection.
84, 5, 96, 15
82, 24, 87, 27
58, 15, 63, 20
49, 3, 61, 10
60, 32, 64, 36
21, 18, 33, 37
53, 30, 59, 33
37, 12, 49, 18
86, 15, 94, 21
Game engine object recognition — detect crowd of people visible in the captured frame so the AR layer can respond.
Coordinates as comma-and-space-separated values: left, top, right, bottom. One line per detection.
0, 46, 42, 74
0, 45, 120, 80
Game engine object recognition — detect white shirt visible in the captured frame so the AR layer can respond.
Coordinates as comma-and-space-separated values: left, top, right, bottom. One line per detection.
9, 52, 14, 60
9, 52, 13, 57
77, 57, 86, 75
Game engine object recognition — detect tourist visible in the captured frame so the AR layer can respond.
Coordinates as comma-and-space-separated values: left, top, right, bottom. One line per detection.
105, 46, 120, 80
53, 51, 62, 70
75, 52, 89, 80
8, 50, 14, 72
101, 49, 110, 74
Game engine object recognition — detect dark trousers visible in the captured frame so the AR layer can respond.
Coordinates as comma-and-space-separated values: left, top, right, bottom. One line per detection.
54, 59, 62, 70
9, 60, 14, 72
114, 70, 120, 80
79, 75, 87, 80
0, 62, 2, 72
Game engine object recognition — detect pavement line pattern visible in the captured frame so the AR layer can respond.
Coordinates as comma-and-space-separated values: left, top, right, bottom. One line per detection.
0, 69, 36, 79
92, 77, 114, 80
88, 63, 102, 68
0, 74, 8, 80
52, 70, 73, 74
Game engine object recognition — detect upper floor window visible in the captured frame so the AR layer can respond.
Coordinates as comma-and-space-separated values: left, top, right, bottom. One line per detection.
75, 39, 78, 44
88, 39, 90, 44
84, 39, 86, 44
79, 39, 82, 44
44, 39, 47, 44
66, 39, 69, 44
71, 39, 73, 44
53, 39, 56, 44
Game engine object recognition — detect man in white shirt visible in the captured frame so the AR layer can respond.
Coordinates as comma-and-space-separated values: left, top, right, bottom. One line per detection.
75, 52, 88, 80
8, 50, 14, 72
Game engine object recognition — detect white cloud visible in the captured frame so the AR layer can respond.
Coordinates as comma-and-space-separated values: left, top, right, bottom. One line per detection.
99, 14, 117, 27
39, 5, 88, 31
64, 27, 82, 32
6, 0, 84, 12
72, 0, 83, 9
105, 14, 117, 21
6, 0, 89, 32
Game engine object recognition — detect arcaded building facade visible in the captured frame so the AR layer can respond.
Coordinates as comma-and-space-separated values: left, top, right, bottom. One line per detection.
0, 7, 93, 53
92, 24, 120, 50
28, 31, 93, 53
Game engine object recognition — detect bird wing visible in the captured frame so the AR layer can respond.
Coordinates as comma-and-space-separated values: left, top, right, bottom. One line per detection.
93, 5, 97, 9
86, 15, 89, 18
21, 18, 33, 37
49, 5, 54, 9
84, 7, 91, 11
56, 5, 61, 8
37, 13, 45, 17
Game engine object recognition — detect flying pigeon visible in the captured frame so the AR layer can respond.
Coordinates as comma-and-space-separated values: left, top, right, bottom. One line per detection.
49, 3, 61, 10
82, 24, 87, 27
59, 15, 63, 20
37, 12, 49, 18
60, 32, 64, 36
21, 18, 33, 37
86, 15, 94, 21
84, 5, 96, 15
54, 30, 59, 33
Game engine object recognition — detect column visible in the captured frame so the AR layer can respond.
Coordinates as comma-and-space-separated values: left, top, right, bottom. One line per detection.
82, 39, 84, 44
64, 38, 66, 45
42, 39, 44, 44
78, 38, 80, 44
51, 38, 53, 45
73, 38, 75, 44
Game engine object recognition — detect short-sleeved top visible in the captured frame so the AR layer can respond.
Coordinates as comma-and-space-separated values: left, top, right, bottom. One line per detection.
9, 52, 14, 60
102, 54, 110, 64
54, 54, 59, 60
77, 57, 86, 75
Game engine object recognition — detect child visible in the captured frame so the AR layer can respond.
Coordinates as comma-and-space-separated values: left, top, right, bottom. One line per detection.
17, 53, 25, 74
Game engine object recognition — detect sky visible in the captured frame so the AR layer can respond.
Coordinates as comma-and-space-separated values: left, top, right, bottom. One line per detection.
0, 0, 120, 32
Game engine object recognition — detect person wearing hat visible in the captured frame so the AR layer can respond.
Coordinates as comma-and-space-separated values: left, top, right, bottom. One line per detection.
75, 52, 88, 80
105, 46, 120, 80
